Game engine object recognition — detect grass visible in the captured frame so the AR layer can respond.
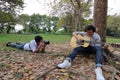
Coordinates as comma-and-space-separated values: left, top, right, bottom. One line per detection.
0, 33, 71, 44
0, 33, 120, 52
106, 36, 120, 43
0, 33, 71, 51
0, 33, 120, 45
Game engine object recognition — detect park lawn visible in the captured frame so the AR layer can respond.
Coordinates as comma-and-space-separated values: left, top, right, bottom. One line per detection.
0, 33, 71, 43
0, 34, 120, 48
0, 34, 71, 51
1, 33, 120, 43
106, 36, 120, 43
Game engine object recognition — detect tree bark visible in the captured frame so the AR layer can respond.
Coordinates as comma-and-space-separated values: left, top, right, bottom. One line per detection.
93, 0, 108, 42
70, 0, 82, 32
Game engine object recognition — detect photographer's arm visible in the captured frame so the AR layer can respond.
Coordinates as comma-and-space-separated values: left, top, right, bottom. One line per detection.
33, 41, 45, 53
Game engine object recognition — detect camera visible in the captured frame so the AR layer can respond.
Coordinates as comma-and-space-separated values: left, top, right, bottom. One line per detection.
44, 41, 50, 45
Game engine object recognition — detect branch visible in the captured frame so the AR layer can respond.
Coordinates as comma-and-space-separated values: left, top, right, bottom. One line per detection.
75, 0, 81, 8
35, 66, 58, 80
81, 0, 92, 12
106, 46, 120, 61
70, 0, 76, 11
103, 48, 120, 71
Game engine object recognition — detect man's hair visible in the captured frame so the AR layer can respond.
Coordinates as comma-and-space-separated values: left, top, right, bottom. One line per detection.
85, 24, 96, 32
34, 35, 43, 42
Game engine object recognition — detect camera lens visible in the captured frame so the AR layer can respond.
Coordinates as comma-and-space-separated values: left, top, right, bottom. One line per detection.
44, 41, 50, 44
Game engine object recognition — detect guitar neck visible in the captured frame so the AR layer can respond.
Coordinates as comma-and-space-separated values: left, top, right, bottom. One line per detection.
83, 41, 105, 45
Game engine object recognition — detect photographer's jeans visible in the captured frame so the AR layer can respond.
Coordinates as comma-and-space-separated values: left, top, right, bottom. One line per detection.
67, 46, 103, 67
8, 43, 25, 50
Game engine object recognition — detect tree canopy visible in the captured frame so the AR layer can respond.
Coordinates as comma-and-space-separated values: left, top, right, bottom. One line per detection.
0, 0, 24, 15
0, 0, 24, 33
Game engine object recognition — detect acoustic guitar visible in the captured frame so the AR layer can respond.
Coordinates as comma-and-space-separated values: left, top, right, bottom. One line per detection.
70, 34, 90, 48
70, 34, 107, 48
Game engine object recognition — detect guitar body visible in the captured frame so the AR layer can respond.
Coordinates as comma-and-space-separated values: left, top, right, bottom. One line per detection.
70, 34, 90, 48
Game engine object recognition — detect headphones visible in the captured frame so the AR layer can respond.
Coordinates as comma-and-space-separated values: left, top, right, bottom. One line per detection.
84, 24, 96, 32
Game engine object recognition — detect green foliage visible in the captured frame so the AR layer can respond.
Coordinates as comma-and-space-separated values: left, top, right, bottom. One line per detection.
107, 15, 120, 28
0, 11, 14, 23
81, 0, 92, 18
57, 14, 93, 33
17, 14, 30, 25
0, 0, 24, 14
0, 10, 16, 33
57, 15, 72, 33
51, 0, 92, 18
51, 0, 92, 31
107, 14, 120, 37
82, 18, 93, 27
50, 16, 59, 31
28, 14, 42, 33
0, 0, 24, 33
16, 14, 59, 34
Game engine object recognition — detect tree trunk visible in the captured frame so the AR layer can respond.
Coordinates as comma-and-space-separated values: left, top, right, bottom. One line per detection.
93, 0, 108, 42
70, 0, 82, 32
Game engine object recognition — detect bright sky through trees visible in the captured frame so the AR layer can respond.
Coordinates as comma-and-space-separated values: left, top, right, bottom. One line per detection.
21, 0, 120, 16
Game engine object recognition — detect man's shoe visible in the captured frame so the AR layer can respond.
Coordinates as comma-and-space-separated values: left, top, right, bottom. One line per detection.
6, 42, 11, 46
57, 59, 71, 68
95, 67, 105, 80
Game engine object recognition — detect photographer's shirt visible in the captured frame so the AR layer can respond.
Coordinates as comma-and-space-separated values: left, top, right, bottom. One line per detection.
24, 40, 37, 52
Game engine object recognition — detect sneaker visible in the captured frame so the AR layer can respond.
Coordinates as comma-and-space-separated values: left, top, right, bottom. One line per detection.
95, 67, 105, 80
57, 59, 71, 68
6, 42, 11, 46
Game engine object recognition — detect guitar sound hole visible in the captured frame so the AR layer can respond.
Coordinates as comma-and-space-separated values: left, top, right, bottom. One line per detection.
76, 42, 83, 45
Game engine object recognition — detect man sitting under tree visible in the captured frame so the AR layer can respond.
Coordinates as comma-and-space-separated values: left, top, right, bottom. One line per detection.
57, 24, 106, 80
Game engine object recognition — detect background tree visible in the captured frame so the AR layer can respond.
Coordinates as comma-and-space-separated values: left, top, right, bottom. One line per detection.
93, 0, 108, 42
70, 0, 92, 31
50, 16, 59, 32
28, 14, 42, 33
57, 14, 73, 33
0, 11, 15, 33
0, 0, 24, 33
50, 0, 92, 32
36, 15, 59, 33
17, 14, 59, 34
0, 0, 24, 15
17, 14, 30, 32
107, 14, 120, 37
107, 14, 120, 29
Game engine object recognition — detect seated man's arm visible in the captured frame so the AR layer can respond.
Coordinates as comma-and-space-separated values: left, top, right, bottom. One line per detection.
72, 32, 84, 42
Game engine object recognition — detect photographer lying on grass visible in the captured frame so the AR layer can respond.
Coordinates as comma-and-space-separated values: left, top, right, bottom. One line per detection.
6, 35, 50, 53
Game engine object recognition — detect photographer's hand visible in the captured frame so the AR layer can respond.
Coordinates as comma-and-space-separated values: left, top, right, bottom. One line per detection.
33, 41, 45, 53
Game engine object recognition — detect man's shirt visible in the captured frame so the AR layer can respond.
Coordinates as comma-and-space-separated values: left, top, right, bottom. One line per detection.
75, 31, 101, 47
24, 40, 37, 52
